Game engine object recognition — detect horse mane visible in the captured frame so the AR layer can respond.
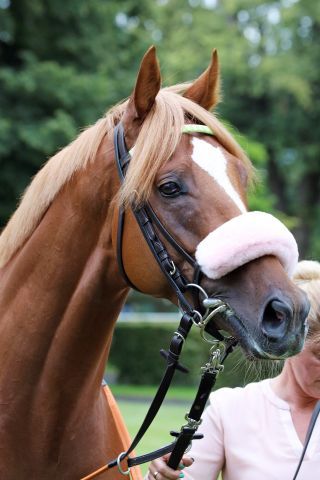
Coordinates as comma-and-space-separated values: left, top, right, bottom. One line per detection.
0, 83, 252, 269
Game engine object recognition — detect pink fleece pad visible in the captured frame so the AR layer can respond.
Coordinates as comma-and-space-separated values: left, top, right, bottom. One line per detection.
195, 211, 298, 280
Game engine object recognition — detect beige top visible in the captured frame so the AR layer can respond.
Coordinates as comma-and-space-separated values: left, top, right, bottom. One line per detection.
184, 379, 320, 479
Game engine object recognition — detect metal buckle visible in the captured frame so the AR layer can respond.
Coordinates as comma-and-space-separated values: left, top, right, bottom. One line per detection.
184, 413, 203, 429
117, 453, 132, 477
185, 283, 209, 301
191, 310, 204, 328
201, 342, 226, 374
169, 260, 176, 276
200, 299, 234, 344
182, 283, 235, 343
174, 331, 186, 344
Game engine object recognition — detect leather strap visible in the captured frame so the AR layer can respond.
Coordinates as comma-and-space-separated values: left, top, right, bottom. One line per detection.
145, 204, 196, 268
114, 121, 223, 340
105, 122, 227, 474
292, 399, 320, 479
114, 122, 193, 313
168, 338, 237, 469
105, 312, 195, 470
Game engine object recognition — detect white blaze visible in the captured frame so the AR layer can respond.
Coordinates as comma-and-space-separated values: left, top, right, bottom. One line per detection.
191, 137, 246, 213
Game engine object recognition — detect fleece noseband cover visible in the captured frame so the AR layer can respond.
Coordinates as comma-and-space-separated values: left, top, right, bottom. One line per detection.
195, 211, 298, 280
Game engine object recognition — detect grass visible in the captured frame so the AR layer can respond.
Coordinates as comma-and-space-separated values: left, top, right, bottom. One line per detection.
118, 399, 222, 479
116, 388, 223, 479
116, 393, 190, 476
112, 383, 196, 401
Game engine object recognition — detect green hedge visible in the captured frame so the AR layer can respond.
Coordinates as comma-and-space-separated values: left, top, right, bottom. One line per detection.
108, 323, 281, 387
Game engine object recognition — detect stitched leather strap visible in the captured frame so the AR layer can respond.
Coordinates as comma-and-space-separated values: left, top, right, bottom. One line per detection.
105, 312, 195, 471
114, 122, 193, 312
168, 338, 237, 470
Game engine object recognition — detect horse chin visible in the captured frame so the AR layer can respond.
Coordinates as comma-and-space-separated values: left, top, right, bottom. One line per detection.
212, 313, 305, 360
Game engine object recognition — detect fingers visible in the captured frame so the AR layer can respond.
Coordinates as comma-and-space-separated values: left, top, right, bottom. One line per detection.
146, 468, 183, 480
146, 455, 194, 479
181, 455, 194, 467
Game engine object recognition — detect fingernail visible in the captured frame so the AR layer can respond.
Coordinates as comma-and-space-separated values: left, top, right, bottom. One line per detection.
179, 474, 184, 478
179, 463, 185, 469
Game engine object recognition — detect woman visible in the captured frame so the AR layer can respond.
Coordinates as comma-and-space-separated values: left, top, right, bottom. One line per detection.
146, 260, 320, 479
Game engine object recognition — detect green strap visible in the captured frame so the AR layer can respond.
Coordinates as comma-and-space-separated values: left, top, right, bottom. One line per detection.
129, 124, 214, 155
181, 124, 214, 136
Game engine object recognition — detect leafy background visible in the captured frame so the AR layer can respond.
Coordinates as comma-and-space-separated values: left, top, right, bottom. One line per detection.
1, 0, 319, 383
1, 0, 319, 255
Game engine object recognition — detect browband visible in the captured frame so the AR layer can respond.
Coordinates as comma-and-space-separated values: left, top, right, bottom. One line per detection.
129, 124, 214, 155
182, 124, 214, 135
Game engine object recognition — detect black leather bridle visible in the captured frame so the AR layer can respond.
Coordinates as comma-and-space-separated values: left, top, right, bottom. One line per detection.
112, 122, 320, 479
105, 121, 233, 473
114, 121, 215, 323
82, 122, 318, 480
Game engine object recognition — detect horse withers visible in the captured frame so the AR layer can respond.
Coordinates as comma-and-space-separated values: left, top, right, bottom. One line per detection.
0, 47, 309, 479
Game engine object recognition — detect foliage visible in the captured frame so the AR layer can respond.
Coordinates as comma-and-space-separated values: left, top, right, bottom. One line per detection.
118, 400, 187, 476
0, 0, 319, 262
152, 0, 320, 256
0, 0, 156, 222
109, 322, 207, 385
108, 322, 278, 386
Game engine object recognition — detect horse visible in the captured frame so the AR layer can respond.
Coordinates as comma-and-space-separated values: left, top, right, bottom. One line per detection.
0, 46, 309, 479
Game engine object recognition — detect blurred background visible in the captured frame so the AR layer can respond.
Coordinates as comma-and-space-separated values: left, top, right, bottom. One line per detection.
1, 0, 319, 468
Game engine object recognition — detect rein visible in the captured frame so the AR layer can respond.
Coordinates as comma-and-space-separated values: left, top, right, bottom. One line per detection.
80, 123, 235, 480
81, 122, 316, 480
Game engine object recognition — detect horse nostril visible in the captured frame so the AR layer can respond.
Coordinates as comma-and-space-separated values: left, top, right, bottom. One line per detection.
261, 299, 293, 341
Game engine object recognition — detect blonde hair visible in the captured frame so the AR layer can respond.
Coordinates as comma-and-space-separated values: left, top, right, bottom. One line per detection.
293, 260, 320, 342
0, 83, 252, 269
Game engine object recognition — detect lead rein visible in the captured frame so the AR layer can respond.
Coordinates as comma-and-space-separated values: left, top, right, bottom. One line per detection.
167, 336, 238, 470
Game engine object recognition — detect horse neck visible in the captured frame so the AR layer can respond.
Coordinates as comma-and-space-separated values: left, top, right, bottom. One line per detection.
0, 136, 128, 406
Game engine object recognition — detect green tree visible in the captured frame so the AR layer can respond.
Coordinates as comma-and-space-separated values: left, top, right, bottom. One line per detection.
1, 0, 319, 258
151, 0, 320, 257
0, 0, 155, 224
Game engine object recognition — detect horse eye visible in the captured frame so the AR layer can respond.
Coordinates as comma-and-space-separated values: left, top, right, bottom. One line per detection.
159, 181, 181, 197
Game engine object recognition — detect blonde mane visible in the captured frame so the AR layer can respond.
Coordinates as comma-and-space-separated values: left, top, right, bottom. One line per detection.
0, 83, 252, 269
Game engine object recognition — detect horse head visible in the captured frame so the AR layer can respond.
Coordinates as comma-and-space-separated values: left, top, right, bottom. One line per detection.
114, 47, 309, 360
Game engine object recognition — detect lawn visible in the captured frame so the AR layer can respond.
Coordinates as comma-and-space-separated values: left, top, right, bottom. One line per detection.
116, 386, 222, 479
112, 384, 197, 401
116, 388, 191, 476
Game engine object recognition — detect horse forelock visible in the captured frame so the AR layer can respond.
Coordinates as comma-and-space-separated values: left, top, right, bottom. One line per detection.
0, 84, 252, 269
119, 85, 253, 206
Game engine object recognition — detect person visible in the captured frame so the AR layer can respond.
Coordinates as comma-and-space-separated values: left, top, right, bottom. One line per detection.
145, 260, 320, 479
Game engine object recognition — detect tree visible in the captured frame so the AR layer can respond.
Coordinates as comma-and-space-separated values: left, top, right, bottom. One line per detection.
0, 0, 156, 224
151, 0, 320, 257
1, 0, 319, 257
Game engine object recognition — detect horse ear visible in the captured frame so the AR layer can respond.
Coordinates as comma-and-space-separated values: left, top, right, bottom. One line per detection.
130, 46, 161, 121
184, 49, 220, 110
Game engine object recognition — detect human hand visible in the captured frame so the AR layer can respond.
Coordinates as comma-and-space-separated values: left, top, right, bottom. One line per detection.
145, 453, 194, 479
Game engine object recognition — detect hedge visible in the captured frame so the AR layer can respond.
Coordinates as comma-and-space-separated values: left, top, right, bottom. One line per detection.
108, 322, 280, 387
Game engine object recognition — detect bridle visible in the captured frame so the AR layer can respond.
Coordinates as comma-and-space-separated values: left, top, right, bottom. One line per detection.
114, 121, 216, 319
81, 122, 319, 480
80, 123, 236, 480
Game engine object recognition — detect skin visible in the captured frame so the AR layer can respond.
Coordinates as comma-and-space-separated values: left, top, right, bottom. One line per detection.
0, 47, 310, 479
148, 337, 320, 479
146, 454, 194, 480
271, 339, 320, 443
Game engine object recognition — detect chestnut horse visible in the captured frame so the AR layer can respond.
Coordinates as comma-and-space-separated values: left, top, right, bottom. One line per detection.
0, 47, 309, 479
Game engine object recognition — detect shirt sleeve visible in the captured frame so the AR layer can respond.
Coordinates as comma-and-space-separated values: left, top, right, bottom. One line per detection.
184, 392, 225, 480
